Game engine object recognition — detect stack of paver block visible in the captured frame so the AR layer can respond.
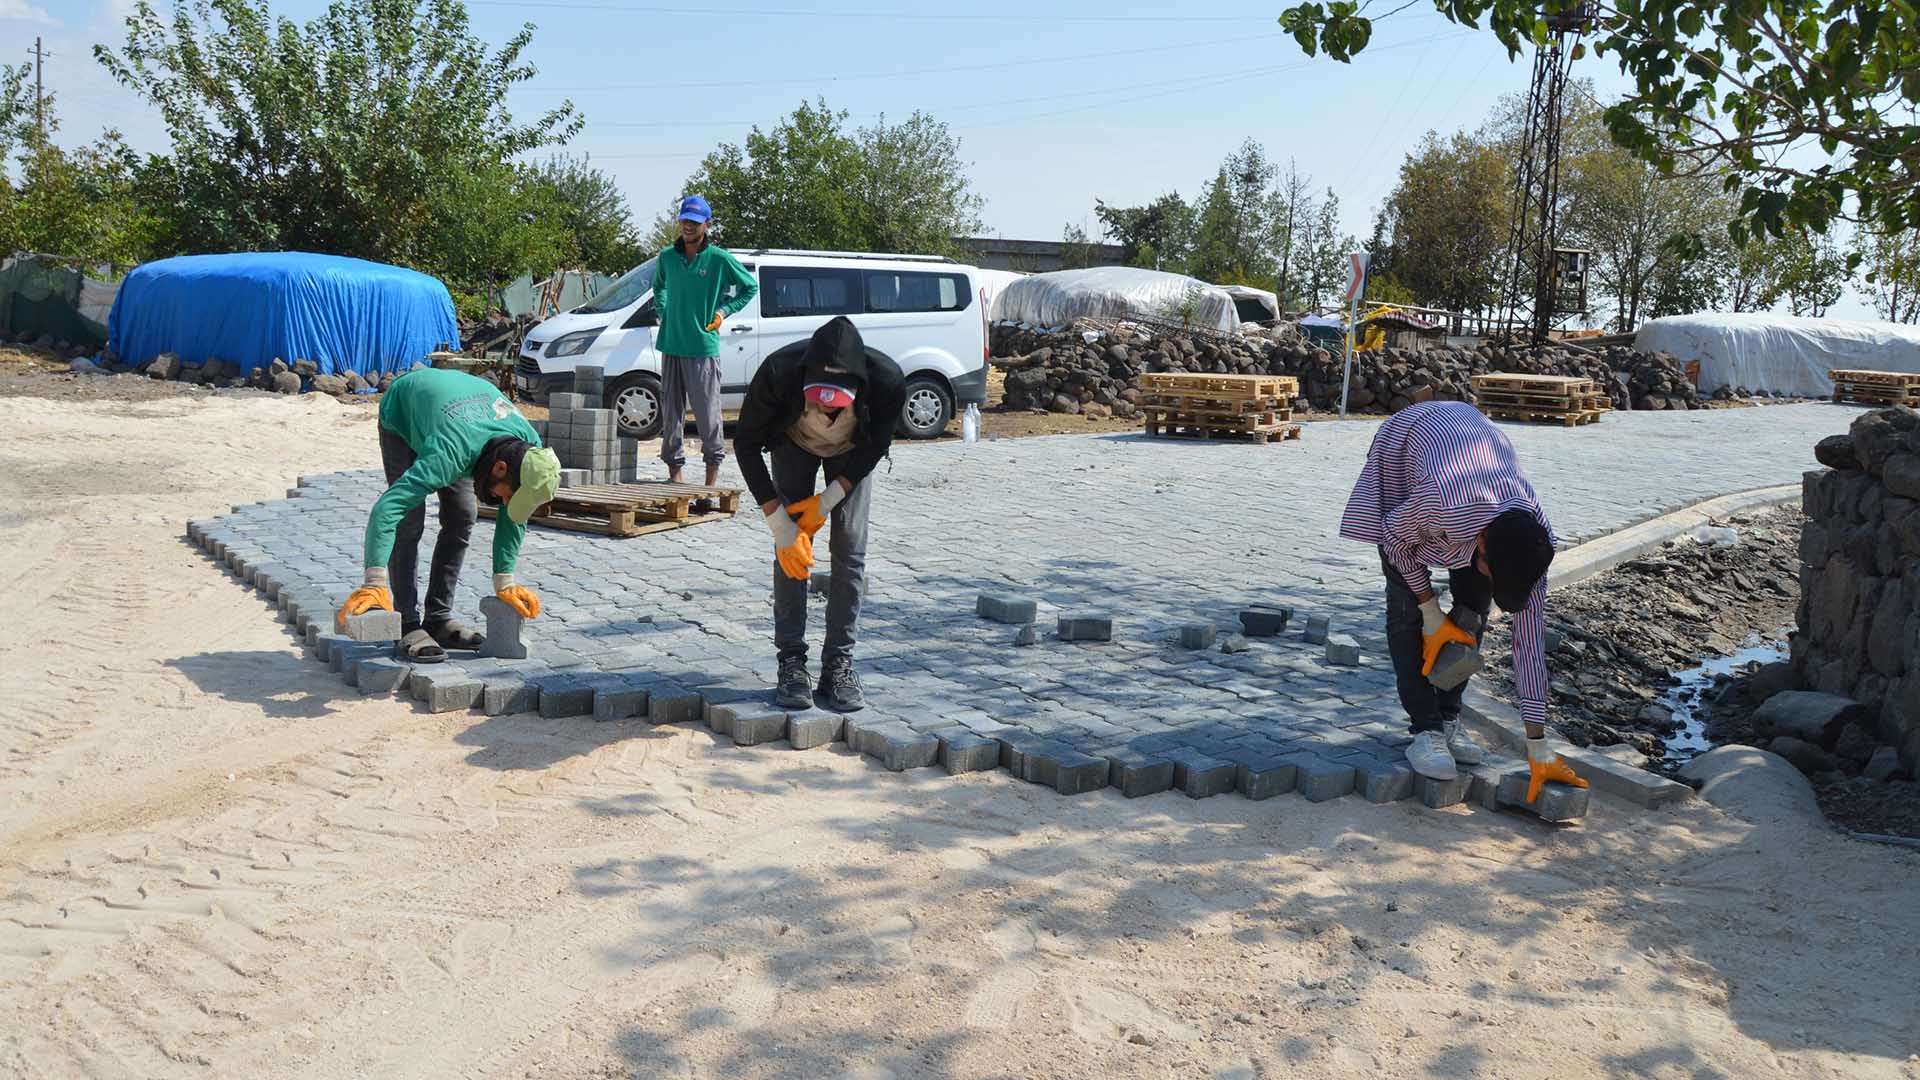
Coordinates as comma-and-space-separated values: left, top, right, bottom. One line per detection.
542, 367, 638, 487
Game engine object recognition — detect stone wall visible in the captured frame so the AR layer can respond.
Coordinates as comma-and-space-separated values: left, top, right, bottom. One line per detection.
1791, 406, 1920, 777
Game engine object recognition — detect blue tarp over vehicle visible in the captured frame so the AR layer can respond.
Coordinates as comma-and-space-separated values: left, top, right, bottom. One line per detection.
106, 252, 459, 376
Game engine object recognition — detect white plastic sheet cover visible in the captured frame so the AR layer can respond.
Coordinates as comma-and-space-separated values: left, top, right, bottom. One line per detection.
1635, 312, 1920, 397
993, 266, 1238, 333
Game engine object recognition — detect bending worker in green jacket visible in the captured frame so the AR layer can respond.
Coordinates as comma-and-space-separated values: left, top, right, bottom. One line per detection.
337, 368, 562, 663
652, 194, 758, 489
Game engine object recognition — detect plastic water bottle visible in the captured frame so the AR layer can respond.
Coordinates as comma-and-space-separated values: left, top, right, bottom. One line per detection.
962, 402, 980, 443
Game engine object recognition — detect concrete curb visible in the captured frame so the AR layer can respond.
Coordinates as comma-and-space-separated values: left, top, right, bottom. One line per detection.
1459, 483, 1803, 808
1548, 483, 1801, 591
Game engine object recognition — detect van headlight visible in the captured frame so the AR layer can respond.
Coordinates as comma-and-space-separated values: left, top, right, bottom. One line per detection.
546, 328, 603, 358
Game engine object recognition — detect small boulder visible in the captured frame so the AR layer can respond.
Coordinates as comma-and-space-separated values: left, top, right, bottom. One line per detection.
147, 352, 182, 380
346, 372, 371, 393
1862, 745, 1903, 781
272, 371, 302, 394
1767, 736, 1834, 775
292, 358, 318, 377
270, 357, 289, 375
1752, 691, 1868, 748
1813, 434, 1858, 471
312, 373, 349, 396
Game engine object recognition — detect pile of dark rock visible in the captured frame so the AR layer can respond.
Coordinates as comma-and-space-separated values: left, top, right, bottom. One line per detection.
68, 348, 410, 397
0, 329, 96, 358
989, 319, 1702, 415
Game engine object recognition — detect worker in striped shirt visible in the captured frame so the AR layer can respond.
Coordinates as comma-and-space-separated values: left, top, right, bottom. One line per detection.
1339, 401, 1587, 802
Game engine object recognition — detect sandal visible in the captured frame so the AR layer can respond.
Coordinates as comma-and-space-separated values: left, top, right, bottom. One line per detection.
400, 628, 447, 664
426, 619, 484, 651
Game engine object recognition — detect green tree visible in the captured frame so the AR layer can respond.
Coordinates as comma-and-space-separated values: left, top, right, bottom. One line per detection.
1778, 227, 1850, 317
1562, 147, 1724, 329
1861, 229, 1920, 324
1272, 159, 1315, 309
1277, 0, 1920, 242
526, 155, 646, 274
1294, 186, 1353, 312
95, 0, 581, 276
1059, 223, 1095, 270
1094, 192, 1195, 272
676, 99, 980, 255
1377, 130, 1511, 313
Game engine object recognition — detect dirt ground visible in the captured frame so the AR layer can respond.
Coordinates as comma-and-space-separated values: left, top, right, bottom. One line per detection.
0, 390, 1915, 1079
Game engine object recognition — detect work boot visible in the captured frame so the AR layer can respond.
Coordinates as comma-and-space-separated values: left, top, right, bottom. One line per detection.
776, 659, 812, 710
817, 655, 866, 713
1405, 729, 1458, 780
1443, 719, 1486, 765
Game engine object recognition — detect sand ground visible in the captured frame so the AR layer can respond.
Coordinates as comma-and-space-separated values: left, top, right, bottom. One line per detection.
0, 390, 1915, 1080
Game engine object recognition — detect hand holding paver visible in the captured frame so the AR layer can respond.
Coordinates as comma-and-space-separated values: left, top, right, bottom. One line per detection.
336, 585, 393, 631
1525, 735, 1589, 803
495, 583, 542, 619
1421, 617, 1477, 677
776, 534, 813, 581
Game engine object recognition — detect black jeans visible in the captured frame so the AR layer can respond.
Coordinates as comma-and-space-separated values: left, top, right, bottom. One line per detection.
380, 427, 478, 634
769, 438, 871, 666
1381, 548, 1492, 733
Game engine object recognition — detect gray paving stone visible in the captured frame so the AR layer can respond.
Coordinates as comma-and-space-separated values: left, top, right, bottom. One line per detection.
1179, 624, 1217, 650
1166, 748, 1236, 799
648, 688, 704, 724
729, 710, 792, 746
355, 657, 412, 695
1056, 615, 1113, 642
1325, 634, 1362, 666
977, 593, 1037, 624
411, 671, 482, 713
1239, 605, 1292, 637
1052, 751, 1110, 795
1345, 754, 1415, 803
592, 685, 649, 722
1292, 755, 1357, 802
482, 680, 540, 716
1416, 773, 1472, 808
1494, 769, 1591, 821
1303, 615, 1331, 645
344, 609, 401, 643
869, 722, 939, 771
1236, 757, 1298, 800
479, 595, 528, 659
939, 731, 1000, 773
783, 711, 844, 745
534, 676, 594, 718
1104, 749, 1175, 797
332, 642, 386, 677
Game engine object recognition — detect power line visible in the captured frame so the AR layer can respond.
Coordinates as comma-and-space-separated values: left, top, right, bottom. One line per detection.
466, 1, 1275, 22
524, 31, 1290, 93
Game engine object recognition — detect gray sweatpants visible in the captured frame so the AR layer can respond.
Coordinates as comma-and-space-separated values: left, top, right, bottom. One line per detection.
659, 353, 725, 471
379, 427, 478, 634
770, 438, 872, 666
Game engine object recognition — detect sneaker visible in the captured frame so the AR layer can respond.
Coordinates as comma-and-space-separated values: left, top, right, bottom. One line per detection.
817, 656, 866, 713
1406, 730, 1458, 780
776, 659, 812, 709
1443, 719, 1486, 765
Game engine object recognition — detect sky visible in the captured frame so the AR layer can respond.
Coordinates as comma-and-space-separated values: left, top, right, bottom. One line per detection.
8, 0, 1877, 321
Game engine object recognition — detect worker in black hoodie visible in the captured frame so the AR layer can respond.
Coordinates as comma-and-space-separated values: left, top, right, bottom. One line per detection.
736, 316, 907, 712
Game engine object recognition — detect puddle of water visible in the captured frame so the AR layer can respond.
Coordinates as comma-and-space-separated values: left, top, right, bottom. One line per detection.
1658, 632, 1791, 766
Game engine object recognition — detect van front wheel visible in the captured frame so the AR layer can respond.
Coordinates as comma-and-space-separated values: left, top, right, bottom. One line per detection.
612, 373, 664, 439
897, 376, 953, 440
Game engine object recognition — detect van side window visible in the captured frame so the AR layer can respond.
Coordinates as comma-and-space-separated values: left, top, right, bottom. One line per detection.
761, 267, 862, 318
864, 270, 972, 313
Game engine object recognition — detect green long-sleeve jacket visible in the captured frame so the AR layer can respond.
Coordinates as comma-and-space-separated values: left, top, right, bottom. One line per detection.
652, 239, 758, 358
364, 368, 542, 575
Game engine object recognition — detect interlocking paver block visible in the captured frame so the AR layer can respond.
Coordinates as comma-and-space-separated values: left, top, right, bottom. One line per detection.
729, 710, 791, 746
1415, 773, 1471, 808
1179, 624, 1217, 650
939, 731, 1000, 773
1105, 749, 1175, 798
1347, 755, 1414, 803
534, 677, 594, 718
332, 642, 386, 677
996, 729, 1049, 774
593, 686, 648, 722
1167, 749, 1236, 799
1236, 757, 1298, 800
1292, 755, 1357, 802
355, 657, 413, 695
1494, 769, 1590, 821
1053, 752, 1110, 795
1303, 615, 1331, 645
1471, 761, 1523, 809
482, 680, 540, 716
869, 722, 939, 771
413, 672, 482, 714
648, 688, 703, 724
978, 593, 1038, 624
1239, 606, 1292, 637
1325, 634, 1361, 666
479, 596, 529, 660
343, 610, 401, 643
788, 712, 845, 750
1017, 740, 1074, 787
1056, 616, 1113, 642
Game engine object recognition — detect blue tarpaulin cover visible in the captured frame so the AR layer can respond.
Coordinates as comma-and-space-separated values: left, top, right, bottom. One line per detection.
107, 252, 458, 375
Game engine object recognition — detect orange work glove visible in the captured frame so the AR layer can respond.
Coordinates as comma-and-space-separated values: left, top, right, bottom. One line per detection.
1420, 618, 1478, 677
776, 532, 814, 581
495, 585, 542, 618
706, 311, 724, 332
1525, 736, 1589, 803
336, 585, 394, 630
788, 494, 826, 539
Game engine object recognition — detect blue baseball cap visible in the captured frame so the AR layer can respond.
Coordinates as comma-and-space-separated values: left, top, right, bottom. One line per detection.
677, 195, 712, 223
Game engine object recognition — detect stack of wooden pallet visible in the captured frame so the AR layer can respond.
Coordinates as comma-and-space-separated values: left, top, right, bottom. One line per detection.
1830, 369, 1920, 407
479, 481, 741, 538
1140, 372, 1302, 444
1471, 373, 1609, 426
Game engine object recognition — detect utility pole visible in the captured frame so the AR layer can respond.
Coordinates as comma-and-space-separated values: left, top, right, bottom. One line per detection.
31, 36, 45, 146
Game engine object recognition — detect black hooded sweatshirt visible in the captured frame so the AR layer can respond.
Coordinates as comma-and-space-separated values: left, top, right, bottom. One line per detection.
734, 315, 907, 507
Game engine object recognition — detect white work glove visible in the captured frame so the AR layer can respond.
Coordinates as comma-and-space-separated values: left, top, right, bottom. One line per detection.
764, 504, 799, 548
1525, 735, 1557, 763
1418, 596, 1446, 637
818, 479, 849, 516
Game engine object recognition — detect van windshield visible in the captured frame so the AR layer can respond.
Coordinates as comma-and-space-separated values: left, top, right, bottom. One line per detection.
573, 258, 657, 315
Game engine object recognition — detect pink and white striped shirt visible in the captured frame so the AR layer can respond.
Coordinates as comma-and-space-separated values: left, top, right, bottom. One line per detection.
1339, 401, 1556, 724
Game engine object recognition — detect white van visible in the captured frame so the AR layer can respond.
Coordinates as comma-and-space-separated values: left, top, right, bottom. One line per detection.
517, 249, 990, 439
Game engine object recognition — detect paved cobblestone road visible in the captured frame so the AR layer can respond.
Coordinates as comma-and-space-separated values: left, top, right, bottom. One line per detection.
193, 403, 1850, 807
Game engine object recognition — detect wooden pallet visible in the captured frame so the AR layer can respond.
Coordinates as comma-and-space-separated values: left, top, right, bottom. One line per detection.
1476, 388, 1602, 411
1833, 382, 1920, 407
1144, 419, 1304, 444
1139, 372, 1299, 401
1471, 373, 1597, 397
1483, 406, 1605, 427
1144, 393, 1293, 413
478, 481, 742, 537
1143, 406, 1291, 428
1830, 368, 1920, 387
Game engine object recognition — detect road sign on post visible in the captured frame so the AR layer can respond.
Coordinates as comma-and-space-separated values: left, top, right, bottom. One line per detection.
1339, 252, 1370, 419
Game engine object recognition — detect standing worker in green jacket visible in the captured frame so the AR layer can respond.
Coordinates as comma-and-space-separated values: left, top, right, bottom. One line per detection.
653, 195, 759, 489
337, 368, 562, 663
